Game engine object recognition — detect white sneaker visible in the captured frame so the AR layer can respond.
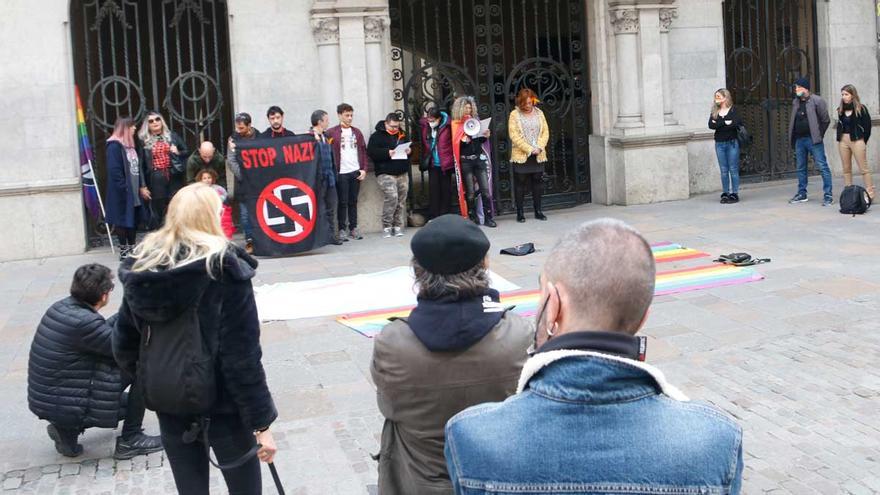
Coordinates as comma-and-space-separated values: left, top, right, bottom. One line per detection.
382, 227, 393, 238
393, 227, 404, 237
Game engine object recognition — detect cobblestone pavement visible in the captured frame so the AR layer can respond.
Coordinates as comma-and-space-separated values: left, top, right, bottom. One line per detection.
1, 178, 879, 493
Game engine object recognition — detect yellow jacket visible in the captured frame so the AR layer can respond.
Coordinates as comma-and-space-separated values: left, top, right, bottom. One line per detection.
507, 108, 550, 164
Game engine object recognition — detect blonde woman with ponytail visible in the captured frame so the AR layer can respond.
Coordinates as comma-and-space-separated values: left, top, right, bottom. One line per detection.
708, 88, 743, 204
114, 183, 278, 493
836, 84, 874, 198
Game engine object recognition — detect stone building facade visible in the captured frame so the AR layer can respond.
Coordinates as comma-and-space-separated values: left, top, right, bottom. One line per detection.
0, 0, 876, 261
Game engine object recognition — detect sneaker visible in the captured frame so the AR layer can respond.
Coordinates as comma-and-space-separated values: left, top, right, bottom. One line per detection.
330, 237, 344, 245
245, 239, 254, 255
393, 227, 405, 237
728, 193, 739, 204
822, 196, 834, 207
350, 228, 363, 240
789, 193, 808, 204
338, 230, 350, 242
47, 424, 83, 458
114, 432, 163, 460
382, 227, 393, 238
720, 193, 730, 204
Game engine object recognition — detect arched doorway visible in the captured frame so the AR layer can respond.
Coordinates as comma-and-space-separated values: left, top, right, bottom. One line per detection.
389, 0, 592, 214
70, 0, 235, 245
723, 0, 819, 181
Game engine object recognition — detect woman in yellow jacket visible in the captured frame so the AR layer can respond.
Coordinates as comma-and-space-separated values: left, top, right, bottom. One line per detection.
508, 88, 550, 222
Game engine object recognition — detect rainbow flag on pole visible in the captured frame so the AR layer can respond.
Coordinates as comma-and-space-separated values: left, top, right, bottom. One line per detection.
75, 86, 101, 220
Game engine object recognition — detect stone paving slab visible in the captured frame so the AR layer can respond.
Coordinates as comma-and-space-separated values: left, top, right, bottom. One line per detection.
0, 178, 879, 493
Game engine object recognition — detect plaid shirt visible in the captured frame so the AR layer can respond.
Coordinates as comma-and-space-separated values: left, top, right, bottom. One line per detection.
151, 139, 171, 176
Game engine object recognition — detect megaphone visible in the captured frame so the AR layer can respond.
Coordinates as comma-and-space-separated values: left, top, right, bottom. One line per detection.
463, 117, 481, 137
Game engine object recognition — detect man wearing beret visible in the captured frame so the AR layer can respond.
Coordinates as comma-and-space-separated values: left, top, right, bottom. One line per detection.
370, 215, 532, 495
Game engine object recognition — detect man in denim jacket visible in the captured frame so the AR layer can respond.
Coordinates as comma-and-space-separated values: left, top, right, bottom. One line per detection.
445, 219, 744, 495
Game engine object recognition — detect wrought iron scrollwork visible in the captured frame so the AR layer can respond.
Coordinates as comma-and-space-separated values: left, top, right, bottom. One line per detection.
90, 0, 131, 31
164, 71, 224, 135
87, 76, 146, 130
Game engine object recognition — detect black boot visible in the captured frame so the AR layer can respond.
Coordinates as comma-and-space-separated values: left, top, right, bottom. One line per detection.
114, 431, 164, 460
516, 206, 526, 223
466, 199, 479, 224
47, 424, 83, 457
533, 197, 547, 221
483, 202, 497, 228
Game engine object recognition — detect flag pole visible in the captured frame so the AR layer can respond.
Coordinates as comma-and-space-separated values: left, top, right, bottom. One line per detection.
89, 157, 115, 255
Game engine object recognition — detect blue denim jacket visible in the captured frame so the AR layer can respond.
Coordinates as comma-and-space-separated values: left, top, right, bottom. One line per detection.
445, 339, 743, 495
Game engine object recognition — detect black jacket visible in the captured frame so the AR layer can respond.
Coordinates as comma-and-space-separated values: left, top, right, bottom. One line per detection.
113, 245, 277, 431
367, 121, 411, 176
708, 106, 743, 142
140, 131, 188, 198
28, 297, 125, 429
836, 107, 872, 143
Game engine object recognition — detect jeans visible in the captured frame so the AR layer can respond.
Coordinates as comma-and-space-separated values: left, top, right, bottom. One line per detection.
336, 171, 361, 230
238, 201, 253, 240
714, 139, 740, 194
795, 136, 832, 198
377, 173, 409, 228
323, 185, 339, 239
158, 413, 261, 495
427, 167, 453, 219
462, 161, 491, 216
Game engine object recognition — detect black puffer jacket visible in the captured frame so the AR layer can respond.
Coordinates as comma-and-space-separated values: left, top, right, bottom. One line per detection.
367, 121, 411, 176
113, 245, 277, 431
28, 297, 124, 429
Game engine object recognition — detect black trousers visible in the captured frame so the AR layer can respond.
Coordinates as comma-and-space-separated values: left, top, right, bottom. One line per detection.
514, 171, 544, 212
149, 198, 170, 229
158, 413, 261, 495
336, 171, 361, 230
428, 167, 454, 219
323, 184, 339, 238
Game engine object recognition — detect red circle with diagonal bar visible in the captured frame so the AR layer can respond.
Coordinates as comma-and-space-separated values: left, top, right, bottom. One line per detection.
255, 178, 317, 244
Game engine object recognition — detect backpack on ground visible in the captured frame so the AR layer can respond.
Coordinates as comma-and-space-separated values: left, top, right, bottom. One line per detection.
714, 252, 770, 266
839, 185, 871, 216
136, 279, 218, 416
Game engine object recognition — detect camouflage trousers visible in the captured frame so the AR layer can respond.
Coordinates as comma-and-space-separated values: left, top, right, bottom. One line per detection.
377, 173, 409, 228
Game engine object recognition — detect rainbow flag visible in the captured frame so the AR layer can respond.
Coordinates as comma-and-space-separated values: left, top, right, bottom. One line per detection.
337, 264, 763, 338
75, 86, 101, 220
651, 242, 710, 263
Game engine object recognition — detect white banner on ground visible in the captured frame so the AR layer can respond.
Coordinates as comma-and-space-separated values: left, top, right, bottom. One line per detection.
253, 266, 520, 322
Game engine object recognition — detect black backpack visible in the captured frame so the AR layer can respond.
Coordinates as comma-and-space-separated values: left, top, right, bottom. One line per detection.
136, 279, 219, 416
839, 185, 871, 216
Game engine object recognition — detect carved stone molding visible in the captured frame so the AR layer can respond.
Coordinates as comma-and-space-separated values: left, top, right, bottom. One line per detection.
364, 16, 389, 43
610, 9, 639, 35
311, 17, 339, 45
659, 8, 678, 33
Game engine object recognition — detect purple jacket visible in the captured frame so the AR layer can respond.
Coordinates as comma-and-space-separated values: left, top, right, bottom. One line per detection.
419, 113, 455, 172
326, 124, 369, 173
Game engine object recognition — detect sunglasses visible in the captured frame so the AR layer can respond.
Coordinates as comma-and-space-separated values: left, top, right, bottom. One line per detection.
148, 117, 161, 123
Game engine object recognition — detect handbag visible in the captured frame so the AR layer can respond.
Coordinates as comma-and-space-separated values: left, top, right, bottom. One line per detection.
419, 140, 436, 172
736, 125, 753, 147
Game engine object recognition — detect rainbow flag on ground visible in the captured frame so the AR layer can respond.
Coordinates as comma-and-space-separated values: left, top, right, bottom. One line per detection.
337, 263, 763, 338
75, 86, 101, 220
651, 241, 710, 263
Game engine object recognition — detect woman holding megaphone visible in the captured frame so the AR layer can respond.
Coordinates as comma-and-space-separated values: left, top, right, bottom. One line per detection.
451, 96, 497, 227
508, 88, 549, 222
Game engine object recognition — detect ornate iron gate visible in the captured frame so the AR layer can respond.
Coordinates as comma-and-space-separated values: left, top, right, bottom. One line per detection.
389, 0, 591, 214
723, 0, 819, 181
70, 0, 234, 243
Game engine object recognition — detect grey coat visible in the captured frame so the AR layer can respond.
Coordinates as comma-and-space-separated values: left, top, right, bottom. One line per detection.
371, 313, 532, 495
789, 94, 830, 147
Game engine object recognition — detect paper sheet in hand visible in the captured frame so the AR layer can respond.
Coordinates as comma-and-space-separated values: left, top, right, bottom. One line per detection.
480, 118, 492, 134
253, 266, 520, 321
391, 142, 411, 160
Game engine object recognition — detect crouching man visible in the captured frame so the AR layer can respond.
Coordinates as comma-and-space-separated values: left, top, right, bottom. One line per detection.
27, 264, 162, 459
371, 215, 532, 494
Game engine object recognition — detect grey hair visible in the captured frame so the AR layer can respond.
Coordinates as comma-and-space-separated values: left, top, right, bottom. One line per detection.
543, 218, 655, 334
412, 257, 490, 300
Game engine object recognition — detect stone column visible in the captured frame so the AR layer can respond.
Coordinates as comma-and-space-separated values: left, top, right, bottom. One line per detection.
364, 15, 390, 125
610, 9, 642, 128
638, 7, 664, 128
311, 17, 343, 110
659, 8, 678, 125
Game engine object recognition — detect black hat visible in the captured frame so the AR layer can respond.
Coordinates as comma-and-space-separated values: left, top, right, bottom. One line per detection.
794, 77, 810, 91
411, 215, 490, 275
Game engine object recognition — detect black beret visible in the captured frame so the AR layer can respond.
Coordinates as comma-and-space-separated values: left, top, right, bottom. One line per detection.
411, 215, 490, 275
794, 76, 810, 91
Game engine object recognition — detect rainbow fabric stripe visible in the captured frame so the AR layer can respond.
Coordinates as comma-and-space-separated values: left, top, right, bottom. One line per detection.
337, 263, 763, 338
651, 241, 710, 263
75, 86, 101, 220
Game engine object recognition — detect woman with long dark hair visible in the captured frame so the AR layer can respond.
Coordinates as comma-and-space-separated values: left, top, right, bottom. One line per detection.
114, 183, 278, 494
708, 88, 742, 204
105, 117, 150, 259
507, 88, 549, 222
836, 84, 874, 199
137, 112, 187, 227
